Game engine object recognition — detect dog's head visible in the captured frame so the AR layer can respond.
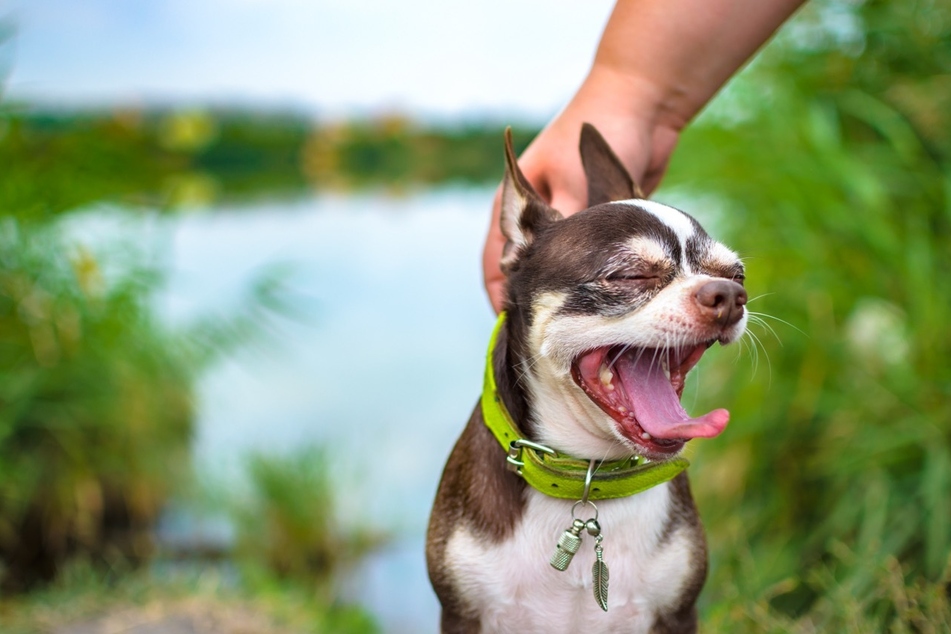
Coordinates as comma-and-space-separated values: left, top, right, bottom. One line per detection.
499, 124, 747, 462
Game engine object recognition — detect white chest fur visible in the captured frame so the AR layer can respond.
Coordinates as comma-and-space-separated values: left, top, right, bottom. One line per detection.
444, 483, 700, 634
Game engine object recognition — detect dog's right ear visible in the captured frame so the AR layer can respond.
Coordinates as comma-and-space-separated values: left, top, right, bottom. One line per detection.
579, 122, 645, 205
500, 128, 562, 273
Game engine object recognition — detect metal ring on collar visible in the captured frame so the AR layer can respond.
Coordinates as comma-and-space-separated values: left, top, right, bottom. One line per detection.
571, 499, 598, 522
511, 438, 557, 455
506, 438, 557, 474
581, 457, 597, 505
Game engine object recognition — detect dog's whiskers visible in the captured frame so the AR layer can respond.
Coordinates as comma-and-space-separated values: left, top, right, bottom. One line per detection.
513, 350, 545, 389
747, 310, 804, 340
739, 324, 772, 385
686, 361, 700, 412
610, 344, 632, 368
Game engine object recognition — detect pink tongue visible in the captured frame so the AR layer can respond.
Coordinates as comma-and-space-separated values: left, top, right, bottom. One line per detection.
614, 351, 729, 440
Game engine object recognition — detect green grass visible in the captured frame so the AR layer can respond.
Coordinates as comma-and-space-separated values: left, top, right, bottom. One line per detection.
0, 559, 377, 634
0, 221, 194, 589
659, 0, 951, 627
230, 449, 385, 588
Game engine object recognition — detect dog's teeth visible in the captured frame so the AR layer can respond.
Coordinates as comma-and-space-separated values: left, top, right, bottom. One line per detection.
617, 406, 627, 414
662, 357, 670, 381
598, 363, 614, 389
641, 432, 652, 440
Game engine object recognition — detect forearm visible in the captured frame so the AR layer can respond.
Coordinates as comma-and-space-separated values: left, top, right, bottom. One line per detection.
589, 0, 804, 130
592, 0, 806, 131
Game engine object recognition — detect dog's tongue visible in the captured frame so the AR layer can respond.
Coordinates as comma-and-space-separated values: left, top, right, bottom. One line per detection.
613, 351, 729, 440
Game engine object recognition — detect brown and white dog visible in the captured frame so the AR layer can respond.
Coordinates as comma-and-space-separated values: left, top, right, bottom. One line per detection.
426, 124, 747, 634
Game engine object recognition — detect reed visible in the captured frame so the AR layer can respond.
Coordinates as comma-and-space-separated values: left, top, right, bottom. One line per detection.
661, 0, 951, 625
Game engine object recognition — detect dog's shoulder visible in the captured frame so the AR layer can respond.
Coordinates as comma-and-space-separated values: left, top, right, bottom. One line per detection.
426, 402, 528, 626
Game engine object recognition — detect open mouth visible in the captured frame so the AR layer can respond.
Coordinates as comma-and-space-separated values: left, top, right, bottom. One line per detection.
571, 343, 729, 456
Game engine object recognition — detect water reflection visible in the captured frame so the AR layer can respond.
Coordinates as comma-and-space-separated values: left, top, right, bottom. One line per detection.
165, 187, 497, 631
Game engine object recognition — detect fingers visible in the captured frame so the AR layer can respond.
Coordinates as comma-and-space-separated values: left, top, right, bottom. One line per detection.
482, 147, 588, 314
519, 126, 589, 215
640, 125, 680, 195
481, 103, 680, 314
483, 186, 506, 313
522, 157, 588, 216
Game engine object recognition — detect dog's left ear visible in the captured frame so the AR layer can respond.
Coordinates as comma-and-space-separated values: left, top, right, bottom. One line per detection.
579, 123, 645, 205
500, 127, 562, 273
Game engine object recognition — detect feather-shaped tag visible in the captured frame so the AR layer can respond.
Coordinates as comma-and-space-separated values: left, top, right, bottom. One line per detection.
592, 547, 609, 612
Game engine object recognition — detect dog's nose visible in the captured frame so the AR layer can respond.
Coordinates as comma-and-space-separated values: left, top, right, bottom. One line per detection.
695, 280, 747, 327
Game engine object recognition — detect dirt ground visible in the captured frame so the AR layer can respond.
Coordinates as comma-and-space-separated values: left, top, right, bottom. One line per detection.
51, 600, 286, 634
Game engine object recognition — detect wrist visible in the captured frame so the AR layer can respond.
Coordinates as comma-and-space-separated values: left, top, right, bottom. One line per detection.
562, 65, 681, 193
581, 62, 689, 136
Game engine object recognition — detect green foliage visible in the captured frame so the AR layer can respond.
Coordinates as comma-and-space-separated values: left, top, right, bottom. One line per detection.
303, 117, 537, 190
660, 0, 951, 625
0, 559, 378, 633
0, 107, 536, 215
0, 215, 306, 593
0, 110, 188, 215
230, 449, 384, 588
0, 221, 194, 589
187, 110, 312, 199
704, 547, 951, 632
0, 108, 313, 215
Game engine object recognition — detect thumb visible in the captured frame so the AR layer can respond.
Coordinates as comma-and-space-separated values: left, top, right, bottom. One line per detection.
483, 186, 506, 314
549, 188, 588, 217
523, 160, 588, 217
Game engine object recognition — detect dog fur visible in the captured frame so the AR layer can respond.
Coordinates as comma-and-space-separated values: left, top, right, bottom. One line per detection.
426, 124, 747, 634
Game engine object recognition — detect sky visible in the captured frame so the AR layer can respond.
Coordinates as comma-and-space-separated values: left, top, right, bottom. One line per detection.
2, 0, 615, 121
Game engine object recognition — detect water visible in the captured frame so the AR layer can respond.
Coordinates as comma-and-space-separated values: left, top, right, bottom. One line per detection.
161, 187, 498, 632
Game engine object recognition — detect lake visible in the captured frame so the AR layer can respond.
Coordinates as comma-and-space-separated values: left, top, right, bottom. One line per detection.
161, 187, 498, 632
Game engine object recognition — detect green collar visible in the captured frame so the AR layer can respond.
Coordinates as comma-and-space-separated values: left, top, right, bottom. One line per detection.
481, 312, 689, 501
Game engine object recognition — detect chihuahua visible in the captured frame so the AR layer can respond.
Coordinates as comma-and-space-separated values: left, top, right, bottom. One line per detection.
426, 124, 747, 633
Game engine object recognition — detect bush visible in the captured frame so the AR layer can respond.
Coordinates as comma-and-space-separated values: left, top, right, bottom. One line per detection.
231, 449, 384, 590
660, 0, 951, 625
0, 219, 194, 590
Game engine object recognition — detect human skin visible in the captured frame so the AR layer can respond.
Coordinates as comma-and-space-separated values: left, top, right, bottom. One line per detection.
483, 0, 807, 313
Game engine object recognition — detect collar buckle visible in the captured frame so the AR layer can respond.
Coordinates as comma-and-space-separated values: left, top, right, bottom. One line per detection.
506, 438, 557, 475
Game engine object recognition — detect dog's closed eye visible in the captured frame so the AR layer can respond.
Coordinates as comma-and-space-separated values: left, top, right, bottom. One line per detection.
606, 273, 659, 281
603, 273, 665, 294
603, 261, 671, 288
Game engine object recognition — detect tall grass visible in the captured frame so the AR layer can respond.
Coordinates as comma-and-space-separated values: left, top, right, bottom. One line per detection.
660, 0, 951, 626
0, 220, 194, 590
0, 558, 378, 634
230, 449, 384, 591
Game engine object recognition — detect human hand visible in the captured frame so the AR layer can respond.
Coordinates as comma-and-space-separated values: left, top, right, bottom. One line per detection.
482, 68, 682, 313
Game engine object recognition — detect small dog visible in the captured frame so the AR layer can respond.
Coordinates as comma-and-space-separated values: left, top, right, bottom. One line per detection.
426, 124, 747, 634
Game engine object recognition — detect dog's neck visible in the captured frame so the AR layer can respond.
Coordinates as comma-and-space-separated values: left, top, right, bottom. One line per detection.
492, 305, 535, 439
484, 312, 690, 501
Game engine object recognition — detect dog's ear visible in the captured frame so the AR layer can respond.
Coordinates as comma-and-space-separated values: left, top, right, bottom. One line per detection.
579, 122, 644, 206
500, 127, 562, 273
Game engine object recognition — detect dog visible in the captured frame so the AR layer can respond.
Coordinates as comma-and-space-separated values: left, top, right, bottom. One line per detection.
426, 123, 748, 634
